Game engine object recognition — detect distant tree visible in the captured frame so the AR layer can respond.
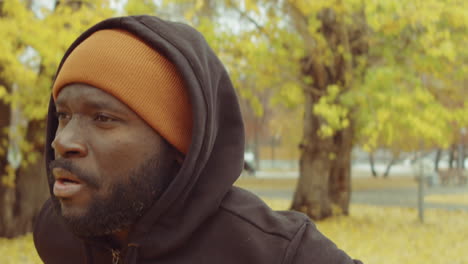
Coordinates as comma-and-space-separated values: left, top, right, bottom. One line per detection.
140, 0, 468, 220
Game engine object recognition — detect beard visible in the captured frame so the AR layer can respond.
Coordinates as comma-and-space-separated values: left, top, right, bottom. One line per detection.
49, 151, 177, 238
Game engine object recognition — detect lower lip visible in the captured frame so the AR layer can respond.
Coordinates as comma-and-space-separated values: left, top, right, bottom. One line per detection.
53, 180, 84, 198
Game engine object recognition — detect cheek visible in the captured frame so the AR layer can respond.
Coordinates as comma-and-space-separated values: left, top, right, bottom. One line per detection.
91, 136, 159, 176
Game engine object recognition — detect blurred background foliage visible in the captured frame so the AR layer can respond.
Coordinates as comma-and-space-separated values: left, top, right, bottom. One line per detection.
0, 0, 113, 187
2, 0, 466, 173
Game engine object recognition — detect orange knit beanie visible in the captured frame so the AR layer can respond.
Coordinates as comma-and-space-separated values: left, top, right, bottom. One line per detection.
52, 29, 192, 154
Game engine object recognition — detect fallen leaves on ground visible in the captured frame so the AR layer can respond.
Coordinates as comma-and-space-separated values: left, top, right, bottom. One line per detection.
0, 233, 41, 264
235, 176, 417, 191
264, 198, 467, 264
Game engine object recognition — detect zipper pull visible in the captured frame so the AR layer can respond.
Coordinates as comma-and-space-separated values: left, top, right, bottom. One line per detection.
111, 248, 121, 264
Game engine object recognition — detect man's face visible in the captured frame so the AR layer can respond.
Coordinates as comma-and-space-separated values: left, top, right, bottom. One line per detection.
50, 83, 176, 237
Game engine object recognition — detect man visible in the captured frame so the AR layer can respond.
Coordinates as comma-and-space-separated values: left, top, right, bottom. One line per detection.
33, 16, 362, 264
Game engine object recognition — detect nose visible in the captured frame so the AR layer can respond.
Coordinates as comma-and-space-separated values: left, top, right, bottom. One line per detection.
51, 118, 88, 159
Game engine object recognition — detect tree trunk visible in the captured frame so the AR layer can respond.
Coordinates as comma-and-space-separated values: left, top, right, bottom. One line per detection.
369, 152, 378, 177
0, 85, 48, 237
0, 7, 31, 234
0, 155, 49, 238
0, 80, 13, 237
0, 120, 49, 238
383, 155, 397, 178
460, 145, 465, 169
449, 144, 455, 169
0, 5, 48, 237
292, 94, 334, 219
434, 148, 442, 171
329, 126, 353, 215
462, 146, 466, 169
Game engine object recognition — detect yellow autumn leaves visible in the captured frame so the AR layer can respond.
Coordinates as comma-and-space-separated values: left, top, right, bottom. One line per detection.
0, 233, 40, 264
266, 199, 468, 263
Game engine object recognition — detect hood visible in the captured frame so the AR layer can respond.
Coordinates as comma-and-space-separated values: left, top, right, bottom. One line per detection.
44, 15, 245, 259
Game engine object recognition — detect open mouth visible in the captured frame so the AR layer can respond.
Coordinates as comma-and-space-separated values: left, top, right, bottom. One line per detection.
52, 167, 82, 184
52, 168, 84, 198
57, 177, 80, 184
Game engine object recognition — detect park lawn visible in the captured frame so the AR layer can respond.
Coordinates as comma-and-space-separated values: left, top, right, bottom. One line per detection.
426, 193, 468, 205
265, 199, 467, 264
0, 233, 40, 264
235, 175, 417, 191
1, 201, 466, 264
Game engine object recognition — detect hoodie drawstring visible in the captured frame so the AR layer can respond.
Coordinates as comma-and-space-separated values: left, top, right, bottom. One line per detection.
84, 243, 93, 264
124, 243, 140, 264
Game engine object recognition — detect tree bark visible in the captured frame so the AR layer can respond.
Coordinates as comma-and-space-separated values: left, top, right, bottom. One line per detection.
329, 126, 353, 215
292, 94, 334, 219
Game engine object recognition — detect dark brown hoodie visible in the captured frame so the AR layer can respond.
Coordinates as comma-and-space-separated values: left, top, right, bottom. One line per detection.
33, 15, 362, 264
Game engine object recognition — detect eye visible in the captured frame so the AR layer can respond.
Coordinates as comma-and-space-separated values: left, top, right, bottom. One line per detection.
55, 111, 71, 121
94, 113, 116, 122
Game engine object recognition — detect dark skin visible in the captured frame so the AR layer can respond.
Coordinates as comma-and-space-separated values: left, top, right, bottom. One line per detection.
52, 83, 171, 247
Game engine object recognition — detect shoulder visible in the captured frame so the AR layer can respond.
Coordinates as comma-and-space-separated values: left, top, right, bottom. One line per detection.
287, 220, 363, 264
33, 199, 86, 264
218, 187, 362, 264
220, 187, 307, 240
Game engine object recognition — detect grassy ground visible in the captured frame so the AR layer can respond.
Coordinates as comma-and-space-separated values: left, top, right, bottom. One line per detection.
265, 199, 467, 264
426, 193, 468, 205
0, 234, 40, 264
235, 175, 417, 191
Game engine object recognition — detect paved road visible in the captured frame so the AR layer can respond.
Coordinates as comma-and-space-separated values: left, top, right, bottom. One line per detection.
249, 184, 468, 211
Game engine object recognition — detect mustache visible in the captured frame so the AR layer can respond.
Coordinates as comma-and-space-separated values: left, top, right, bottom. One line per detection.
49, 159, 100, 189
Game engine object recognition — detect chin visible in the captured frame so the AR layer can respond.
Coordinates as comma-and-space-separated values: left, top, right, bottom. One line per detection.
59, 203, 89, 220
53, 197, 88, 221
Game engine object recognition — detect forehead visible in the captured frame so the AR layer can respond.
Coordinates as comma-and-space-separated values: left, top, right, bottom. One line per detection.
55, 83, 132, 113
